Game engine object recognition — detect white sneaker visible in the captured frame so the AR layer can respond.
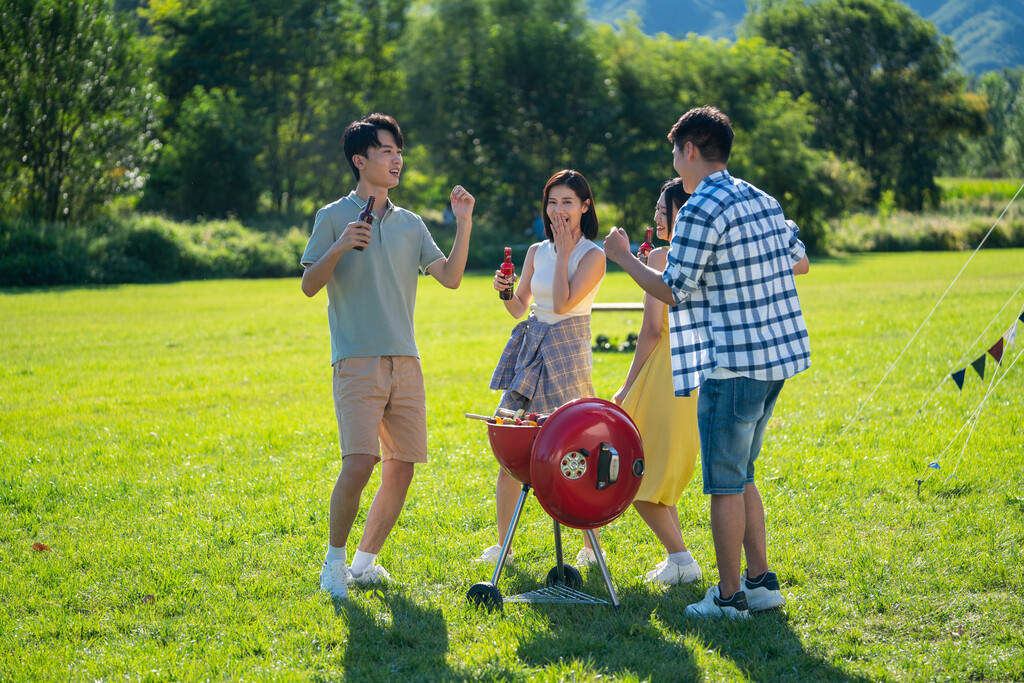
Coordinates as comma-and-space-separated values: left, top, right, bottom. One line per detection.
349, 564, 390, 586
742, 570, 786, 611
685, 585, 750, 619
643, 557, 702, 586
575, 547, 607, 566
474, 544, 513, 565
319, 560, 349, 599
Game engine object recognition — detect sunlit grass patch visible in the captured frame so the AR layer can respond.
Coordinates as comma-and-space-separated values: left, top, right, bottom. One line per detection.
2, 250, 1022, 680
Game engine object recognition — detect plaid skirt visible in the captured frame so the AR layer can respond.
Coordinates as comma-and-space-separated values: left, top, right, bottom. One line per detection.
489, 314, 594, 415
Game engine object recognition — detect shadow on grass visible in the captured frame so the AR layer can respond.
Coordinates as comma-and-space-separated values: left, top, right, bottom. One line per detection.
661, 607, 872, 682
337, 589, 464, 681
514, 585, 701, 681
935, 482, 975, 498
515, 581, 870, 682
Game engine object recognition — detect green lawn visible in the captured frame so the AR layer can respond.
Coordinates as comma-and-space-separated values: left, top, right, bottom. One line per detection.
2, 250, 1022, 681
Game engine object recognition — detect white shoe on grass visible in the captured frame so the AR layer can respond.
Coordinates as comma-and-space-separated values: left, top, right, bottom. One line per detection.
349, 564, 390, 586
474, 544, 513, 565
685, 585, 750, 619
319, 560, 349, 599
643, 557, 702, 586
575, 547, 606, 567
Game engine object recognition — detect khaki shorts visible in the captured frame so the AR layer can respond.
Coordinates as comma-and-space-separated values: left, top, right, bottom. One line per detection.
333, 356, 428, 463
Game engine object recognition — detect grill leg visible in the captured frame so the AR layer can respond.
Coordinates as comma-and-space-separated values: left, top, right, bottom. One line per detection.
585, 528, 619, 608
553, 520, 565, 583
491, 484, 530, 585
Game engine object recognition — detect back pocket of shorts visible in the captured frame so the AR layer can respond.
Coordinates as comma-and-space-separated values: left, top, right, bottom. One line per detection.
732, 377, 769, 423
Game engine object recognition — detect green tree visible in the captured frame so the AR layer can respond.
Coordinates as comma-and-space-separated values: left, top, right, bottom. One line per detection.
402, 0, 607, 237
0, 0, 159, 221
1010, 75, 1024, 176
592, 21, 867, 249
140, 86, 258, 218
745, 0, 986, 210
941, 68, 1023, 178
143, 0, 405, 217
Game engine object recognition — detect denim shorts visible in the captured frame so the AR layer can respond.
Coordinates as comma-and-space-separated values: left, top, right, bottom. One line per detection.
697, 376, 785, 495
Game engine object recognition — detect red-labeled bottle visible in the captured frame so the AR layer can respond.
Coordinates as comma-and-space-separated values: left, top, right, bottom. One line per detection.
499, 247, 515, 300
354, 196, 375, 252
637, 227, 654, 265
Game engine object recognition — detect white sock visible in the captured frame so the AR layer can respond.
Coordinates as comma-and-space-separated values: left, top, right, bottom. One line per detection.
325, 545, 346, 565
349, 550, 377, 576
669, 551, 694, 566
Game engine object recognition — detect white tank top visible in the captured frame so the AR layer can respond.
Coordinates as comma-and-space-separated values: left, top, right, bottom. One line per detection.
530, 238, 603, 324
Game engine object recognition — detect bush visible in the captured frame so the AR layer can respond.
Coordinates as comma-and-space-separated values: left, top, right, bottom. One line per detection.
0, 214, 307, 287
829, 213, 1024, 253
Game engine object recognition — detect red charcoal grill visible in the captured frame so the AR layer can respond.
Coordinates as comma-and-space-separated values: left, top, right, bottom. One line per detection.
467, 397, 645, 610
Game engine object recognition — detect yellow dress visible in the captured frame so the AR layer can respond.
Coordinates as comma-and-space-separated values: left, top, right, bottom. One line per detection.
620, 308, 699, 505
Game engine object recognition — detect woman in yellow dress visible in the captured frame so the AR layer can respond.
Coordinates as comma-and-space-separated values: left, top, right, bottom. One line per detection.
612, 178, 702, 586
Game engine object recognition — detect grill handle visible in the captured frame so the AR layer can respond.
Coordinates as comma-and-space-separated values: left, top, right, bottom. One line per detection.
595, 443, 619, 490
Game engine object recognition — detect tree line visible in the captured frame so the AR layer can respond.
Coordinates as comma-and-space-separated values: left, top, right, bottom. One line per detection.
1, 0, 1020, 252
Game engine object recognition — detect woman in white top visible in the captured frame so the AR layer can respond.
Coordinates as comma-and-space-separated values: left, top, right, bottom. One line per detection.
479, 169, 606, 567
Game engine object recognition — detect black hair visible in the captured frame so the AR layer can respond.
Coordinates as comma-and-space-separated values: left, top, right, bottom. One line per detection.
660, 177, 691, 223
667, 106, 734, 164
342, 113, 404, 181
541, 169, 599, 241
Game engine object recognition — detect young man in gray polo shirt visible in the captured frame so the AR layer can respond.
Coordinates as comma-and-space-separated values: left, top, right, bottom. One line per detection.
301, 113, 475, 599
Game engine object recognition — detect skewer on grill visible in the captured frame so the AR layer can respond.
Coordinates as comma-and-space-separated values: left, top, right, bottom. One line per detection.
497, 408, 546, 423
467, 410, 547, 426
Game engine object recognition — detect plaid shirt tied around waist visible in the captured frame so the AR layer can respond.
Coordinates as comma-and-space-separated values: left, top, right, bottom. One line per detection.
661, 170, 811, 397
489, 314, 594, 414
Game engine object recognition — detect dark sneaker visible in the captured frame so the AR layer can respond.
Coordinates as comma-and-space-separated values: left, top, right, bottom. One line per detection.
743, 570, 786, 611
685, 584, 751, 619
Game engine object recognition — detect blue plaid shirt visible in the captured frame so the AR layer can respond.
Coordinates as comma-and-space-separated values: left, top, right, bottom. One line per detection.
661, 170, 810, 396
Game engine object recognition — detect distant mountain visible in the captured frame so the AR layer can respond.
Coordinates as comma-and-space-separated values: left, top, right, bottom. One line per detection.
930, 0, 1024, 73
586, 0, 744, 40
585, 0, 1024, 73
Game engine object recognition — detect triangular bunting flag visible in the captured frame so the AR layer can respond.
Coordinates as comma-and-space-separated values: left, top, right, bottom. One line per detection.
988, 338, 1004, 364
971, 354, 986, 380
1007, 323, 1018, 349
950, 368, 966, 390
1019, 311, 1024, 324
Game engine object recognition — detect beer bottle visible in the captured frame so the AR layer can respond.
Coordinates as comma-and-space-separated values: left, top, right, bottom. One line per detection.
637, 227, 654, 265
354, 196, 375, 252
499, 247, 515, 300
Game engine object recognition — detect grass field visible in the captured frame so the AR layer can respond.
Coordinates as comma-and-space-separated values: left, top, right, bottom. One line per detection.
2, 250, 1023, 681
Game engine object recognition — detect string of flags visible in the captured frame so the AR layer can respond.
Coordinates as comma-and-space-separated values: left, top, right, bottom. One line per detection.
920, 308, 1024, 490
949, 311, 1022, 390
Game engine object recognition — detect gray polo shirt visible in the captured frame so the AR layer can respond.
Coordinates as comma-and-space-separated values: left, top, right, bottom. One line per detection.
301, 191, 445, 363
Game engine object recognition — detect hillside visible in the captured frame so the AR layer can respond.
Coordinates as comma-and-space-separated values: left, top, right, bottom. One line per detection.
585, 0, 1024, 73
931, 0, 1024, 73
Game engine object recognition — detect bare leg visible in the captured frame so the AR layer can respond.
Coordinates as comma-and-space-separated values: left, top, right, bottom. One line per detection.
329, 453, 376, 549
709, 493, 745, 598
496, 467, 521, 545
633, 500, 687, 554
356, 459, 415, 553
742, 482, 769, 578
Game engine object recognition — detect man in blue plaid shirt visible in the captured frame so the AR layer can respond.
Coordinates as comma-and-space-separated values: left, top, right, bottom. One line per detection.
605, 106, 810, 619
